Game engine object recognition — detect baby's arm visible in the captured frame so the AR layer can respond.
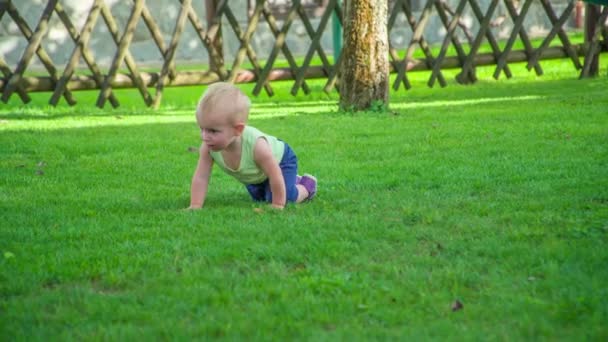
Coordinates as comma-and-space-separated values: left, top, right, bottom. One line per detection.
254, 138, 286, 209
188, 144, 214, 210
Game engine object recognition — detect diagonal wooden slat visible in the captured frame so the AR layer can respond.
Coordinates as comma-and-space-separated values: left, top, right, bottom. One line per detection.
527, 0, 579, 71
254, 0, 311, 96
323, 53, 343, 94
388, 0, 416, 90
434, 0, 470, 84
457, 0, 503, 84
204, 0, 228, 77
469, 0, 510, 80
220, 0, 273, 95
141, 3, 175, 80
152, 0, 192, 108
439, 0, 475, 43
0, 57, 31, 103
603, 16, 608, 51
429, 0, 468, 87
0, 3, 30, 104
580, 6, 608, 78
388, 0, 412, 90
392, 0, 448, 90
1, 0, 75, 104
505, 0, 543, 75
291, 0, 336, 95
96, 0, 152, 108
180, 0, 228, 80
323, 0, 345, 93
50, 0, 119, 107
494, 0, 542, 79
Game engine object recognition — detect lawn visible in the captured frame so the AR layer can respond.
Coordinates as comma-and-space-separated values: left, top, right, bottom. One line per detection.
1, 59, 607, 340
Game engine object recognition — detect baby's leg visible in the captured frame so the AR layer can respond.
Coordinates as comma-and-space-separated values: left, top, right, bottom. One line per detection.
297, 174, 317, 202
278, 143, 316, 203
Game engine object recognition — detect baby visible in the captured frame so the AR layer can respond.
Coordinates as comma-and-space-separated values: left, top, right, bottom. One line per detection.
187, 82, 317, 210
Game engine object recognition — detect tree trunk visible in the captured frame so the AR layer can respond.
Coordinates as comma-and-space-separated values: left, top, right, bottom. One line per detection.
339, 0, 389, 111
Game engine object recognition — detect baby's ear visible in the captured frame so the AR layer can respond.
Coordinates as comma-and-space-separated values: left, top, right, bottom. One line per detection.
234, 122, 245, 135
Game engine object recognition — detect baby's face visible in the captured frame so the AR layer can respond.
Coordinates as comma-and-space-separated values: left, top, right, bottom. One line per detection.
198, 110, 240, 151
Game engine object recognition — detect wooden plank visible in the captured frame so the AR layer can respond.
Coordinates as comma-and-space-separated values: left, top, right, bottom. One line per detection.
457, 0, 501, 84
205, 0, 225, 73
527, 0, 579, 70
222, 1, 273, 95
152, 0, 192, 108
433, 0, 470, 84
181, 0, 227, 79
323, 53, 342, 94
323, 0, 344, 93
0, 1, 6, 22
0, 0, 31, 104
96, 0, 152, 108
394, 0, 445, 90
440, 0, 475, 42
506, 0, 543, 75
580, 5, 608, 78
50, 0, 119, 107
225, 1, 266, 88
429, 0, 468, 87
227, 0, 262, 78
2, 0, 76, 105
603, 17, 608, 53
254, 1, 311, 96
495, 0, 542, 78
469, 0, 510, 80
141, 3, 175, 79
0, 58, 31, 103
388, 0, 409, 90
291, 2, 334, 95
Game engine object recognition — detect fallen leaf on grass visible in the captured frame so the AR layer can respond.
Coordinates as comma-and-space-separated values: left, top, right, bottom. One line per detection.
290, 263, 307, 273
451, 299, 463, 312
323, 324, 336, 331
37, 161, 46, 168
36, 170, 44, 175
253, 208, 264, 213
187, 146, 198, 153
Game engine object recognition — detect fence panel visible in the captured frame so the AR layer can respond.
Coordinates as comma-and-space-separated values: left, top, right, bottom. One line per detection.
0, 0, 606, 108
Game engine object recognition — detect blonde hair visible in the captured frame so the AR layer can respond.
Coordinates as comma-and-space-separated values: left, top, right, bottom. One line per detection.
196, 82, 251, 124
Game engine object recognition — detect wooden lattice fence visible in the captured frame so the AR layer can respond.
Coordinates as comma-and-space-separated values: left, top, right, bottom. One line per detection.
0, 0, 606, 108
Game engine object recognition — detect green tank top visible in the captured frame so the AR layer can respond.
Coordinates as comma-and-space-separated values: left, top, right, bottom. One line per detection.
210, 126, 285, 184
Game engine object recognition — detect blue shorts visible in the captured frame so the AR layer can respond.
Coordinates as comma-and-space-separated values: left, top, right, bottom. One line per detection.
245, 143, 299, 203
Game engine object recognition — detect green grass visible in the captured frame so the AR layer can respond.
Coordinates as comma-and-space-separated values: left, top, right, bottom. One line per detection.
1, 58, 608, 340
